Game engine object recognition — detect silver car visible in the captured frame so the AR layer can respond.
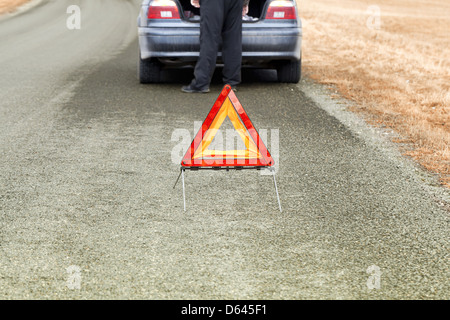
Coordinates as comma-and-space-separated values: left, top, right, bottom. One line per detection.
138, 0, 302, 83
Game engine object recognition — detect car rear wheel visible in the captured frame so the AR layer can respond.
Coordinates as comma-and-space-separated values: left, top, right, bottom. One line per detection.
138, 54, 161, 84
276, 59, 301, 83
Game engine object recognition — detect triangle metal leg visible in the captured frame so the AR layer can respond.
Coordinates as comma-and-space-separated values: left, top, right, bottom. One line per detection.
271, 168, 282, 212
173, 169, 182, 189
176, 166, 280, 212
174, 168, 187, 211
182, 168, 186, 212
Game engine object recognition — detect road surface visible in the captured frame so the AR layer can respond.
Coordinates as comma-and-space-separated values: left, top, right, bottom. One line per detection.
0, 0, 448, 299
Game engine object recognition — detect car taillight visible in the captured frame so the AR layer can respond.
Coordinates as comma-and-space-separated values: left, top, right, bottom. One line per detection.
266, 0, 297, 20
148, 0, 180, 19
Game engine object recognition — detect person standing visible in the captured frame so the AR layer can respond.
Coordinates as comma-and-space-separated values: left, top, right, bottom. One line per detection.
182, 0, 250, 93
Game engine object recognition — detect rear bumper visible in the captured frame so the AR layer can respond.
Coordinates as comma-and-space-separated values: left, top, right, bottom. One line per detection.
138, 23, 302, 62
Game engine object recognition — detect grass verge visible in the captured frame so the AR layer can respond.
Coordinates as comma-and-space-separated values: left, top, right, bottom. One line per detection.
0, 0, 30, 15
298, 0, 449, 187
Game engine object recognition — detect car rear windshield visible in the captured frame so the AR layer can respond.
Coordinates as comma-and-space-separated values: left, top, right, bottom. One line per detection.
178, 0, 268, 22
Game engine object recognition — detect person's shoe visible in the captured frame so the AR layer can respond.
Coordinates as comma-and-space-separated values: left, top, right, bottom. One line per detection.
225, 84, 238, 92
181, 85, 210, 93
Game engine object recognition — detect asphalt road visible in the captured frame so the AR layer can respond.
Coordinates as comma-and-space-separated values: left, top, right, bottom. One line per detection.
0, 0, 448, 299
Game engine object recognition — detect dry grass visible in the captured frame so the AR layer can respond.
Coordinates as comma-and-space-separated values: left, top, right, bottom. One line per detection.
0, 0, 30, 15
298, 0, 450, 187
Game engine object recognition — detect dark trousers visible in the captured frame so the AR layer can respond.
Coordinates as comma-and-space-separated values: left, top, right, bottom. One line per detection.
191, 0, 243, 90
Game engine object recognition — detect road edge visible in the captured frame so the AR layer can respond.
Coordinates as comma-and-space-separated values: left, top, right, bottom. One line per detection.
298, 77, 450, 211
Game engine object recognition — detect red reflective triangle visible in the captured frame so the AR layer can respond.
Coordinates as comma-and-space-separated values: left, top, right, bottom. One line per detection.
181, 85, 274, 167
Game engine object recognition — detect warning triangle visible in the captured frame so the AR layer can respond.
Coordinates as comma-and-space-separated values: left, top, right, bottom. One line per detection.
181, 85, 274, 167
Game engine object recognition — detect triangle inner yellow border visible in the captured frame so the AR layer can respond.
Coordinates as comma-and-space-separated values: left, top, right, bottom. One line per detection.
193, 97, 262, 160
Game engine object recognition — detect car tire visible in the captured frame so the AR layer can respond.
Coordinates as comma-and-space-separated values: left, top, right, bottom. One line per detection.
138, 54, 161, 84
276, 59, 301, 83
